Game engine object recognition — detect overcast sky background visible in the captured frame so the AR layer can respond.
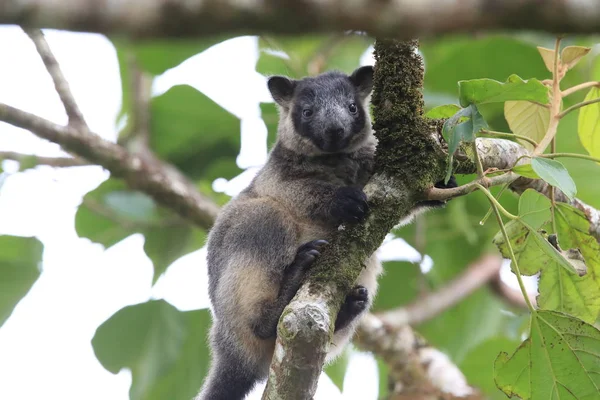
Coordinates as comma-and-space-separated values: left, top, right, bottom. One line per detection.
0, 26, 532, 400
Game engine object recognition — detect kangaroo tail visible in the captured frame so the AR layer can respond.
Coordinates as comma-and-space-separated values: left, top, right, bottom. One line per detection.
196, 347, 261, 400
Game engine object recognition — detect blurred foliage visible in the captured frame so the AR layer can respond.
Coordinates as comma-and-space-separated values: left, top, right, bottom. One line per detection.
0, 235, 43, 328
2, 30, 600, 400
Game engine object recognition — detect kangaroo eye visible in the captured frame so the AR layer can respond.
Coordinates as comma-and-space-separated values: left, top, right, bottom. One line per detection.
349, 103, 358, 114
302, 109, 313, 117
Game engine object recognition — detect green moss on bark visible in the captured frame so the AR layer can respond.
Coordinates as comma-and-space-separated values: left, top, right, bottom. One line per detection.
371, 39, 444, 194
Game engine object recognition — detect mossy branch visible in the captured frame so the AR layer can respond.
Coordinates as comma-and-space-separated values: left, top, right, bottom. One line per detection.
263, 38, 449, 400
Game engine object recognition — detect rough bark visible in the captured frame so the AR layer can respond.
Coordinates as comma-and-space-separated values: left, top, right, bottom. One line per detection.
1, 0, 600, 39
263, 38, 448, 399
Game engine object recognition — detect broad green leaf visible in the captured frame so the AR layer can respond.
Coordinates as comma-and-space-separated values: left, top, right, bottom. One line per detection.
531, 157, 577, 201
424, 104, 461, 119
556, 203, 600, 287
112, 36, 228, 129
561, 46, 592, 71
150, 85, 241, 181
537, 46, 555, 73
371, 261, 421, 312
377, 358, 390, 399
460, 337, 522, 400
0, 235, 43, 327
494, 220, 580, 277
144, 226, 206, 284
422, 36, 550, 98
537, 260, 600, 323
257, 34, 372, 78
77, 179, 205, 282
458, 75, 549, 107
493, 190, 580, 277
495, 311, 600, 399
512, 163, 541, 179
75, 179, 144, 248
577, 86, 600, 160
325, 346, 351, 391
504, 101, 550, 150
133, 37, 228, 76
136, 309, 212, 400
443, 104, 488, 182
518, 189, 551, 229
93, 301, 211, 400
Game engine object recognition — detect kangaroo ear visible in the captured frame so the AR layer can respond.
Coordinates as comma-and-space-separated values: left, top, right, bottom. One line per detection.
349, 65, 374, 100
268, 76, 296, 107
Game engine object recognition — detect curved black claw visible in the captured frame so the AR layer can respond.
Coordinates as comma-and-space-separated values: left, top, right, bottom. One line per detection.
334, 285, 369, 332
330, 187, 369, 224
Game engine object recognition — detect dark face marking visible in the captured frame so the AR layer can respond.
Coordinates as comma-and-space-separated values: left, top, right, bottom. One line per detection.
268, 66, 374, 154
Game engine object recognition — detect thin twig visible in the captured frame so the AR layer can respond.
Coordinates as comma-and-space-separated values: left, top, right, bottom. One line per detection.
23, 28, 88, 129
0, 150, 89, 167
561, 81, 600, 97
557, 96, 600, 118
0, 102, 220, 229
129, 53, 153, 150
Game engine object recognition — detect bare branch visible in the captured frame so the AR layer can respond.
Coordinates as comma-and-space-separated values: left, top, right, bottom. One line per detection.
0, 102, 220, 229
378, 254, 503, 327
3, 0, 600, 39
356, 314, 483, 399
0, 150, 89, 167
23, 28, 88, 129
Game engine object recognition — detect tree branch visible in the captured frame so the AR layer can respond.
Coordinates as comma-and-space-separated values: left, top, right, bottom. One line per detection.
3, 0, 600, 39
0, 103, 220, 229
430, 138, 600, 242
377, 254, 503, 327
23, 28, 88, 129
0, 150, 89, 167
263, 38, 449, 399
355, 314, 483, 400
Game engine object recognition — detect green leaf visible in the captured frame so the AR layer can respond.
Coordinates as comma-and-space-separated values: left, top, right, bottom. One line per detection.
531, 157, 577, 201
518, 189, 551, 229
556, 203, 600, 287
561, 46, 592, 71
424, 104, 461, 119
76, 179, 152, 248
132, 37, 228, 76
504, 101, 549, 151
136, 309, 212, 400
577, 86, 600, 161
443, 104, 488, 182
93, 301, 212, 400
0, 235, 43, 327
150, 85, 241, 181
324, 346, 351, 391
538, 259, 600, 323
493, 190, 579, 276
494, 311, 600, 399
458, 74, 549, 107
537, 46, 556, 73
257, 34, 371, 78
376, 358, 390, 399
512, 163, 541, 179
461, 337, 522, 400
144, 226, 206, 284
77, 179, 206, 282
371, 261, 421, 312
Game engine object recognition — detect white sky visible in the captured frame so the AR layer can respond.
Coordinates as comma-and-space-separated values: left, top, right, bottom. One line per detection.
0, 26, 531, 400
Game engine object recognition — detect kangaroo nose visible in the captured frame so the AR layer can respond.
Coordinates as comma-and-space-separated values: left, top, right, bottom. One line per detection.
327, 127, 344, 137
